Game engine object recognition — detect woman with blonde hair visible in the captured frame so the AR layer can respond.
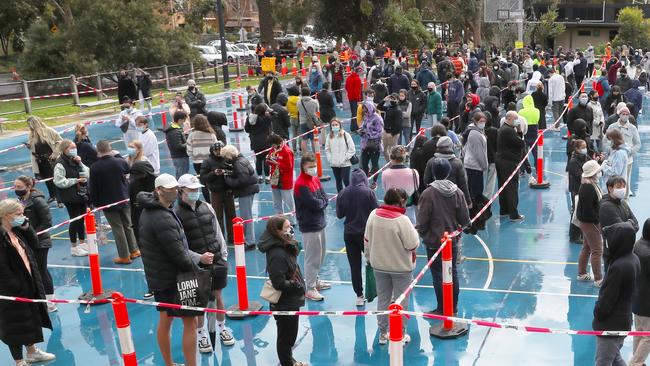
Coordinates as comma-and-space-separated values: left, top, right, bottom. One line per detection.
0, 198, 56, 366
53, 139, 90, 257
73, 123, 98, 167
187, 114, 217, 201
126, 140, 148, 166
27, 116, 62, 204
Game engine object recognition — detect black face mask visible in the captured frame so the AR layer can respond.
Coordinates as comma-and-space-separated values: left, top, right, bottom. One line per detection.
14, 189, 27, 198
427, 88, 434, 92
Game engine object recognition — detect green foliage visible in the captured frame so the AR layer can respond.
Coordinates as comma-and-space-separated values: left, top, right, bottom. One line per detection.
271, 0, 314, 33
613, 7, 650, 50
378, 5, 435, 48
527, 4, 565, 47
185, 0, 215, 33
0, 0, 41, 58
20, 0, 200, 78
313, 0, 389, 43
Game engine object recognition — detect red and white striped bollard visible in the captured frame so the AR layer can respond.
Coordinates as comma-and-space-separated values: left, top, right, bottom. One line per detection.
79, 209, 114, 302
388, 303, 404, 366
530, 130, 550, 189
111, 292, 137, 366
226, 217, 262, 318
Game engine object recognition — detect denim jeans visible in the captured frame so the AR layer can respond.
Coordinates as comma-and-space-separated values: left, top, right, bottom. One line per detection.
171, 157, 190, 179
238, 194, 256, 245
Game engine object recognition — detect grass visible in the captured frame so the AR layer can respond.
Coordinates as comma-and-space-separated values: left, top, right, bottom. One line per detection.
0, 54, 18, 74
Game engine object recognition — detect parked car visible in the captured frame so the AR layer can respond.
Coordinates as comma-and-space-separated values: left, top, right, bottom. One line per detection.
283, 34, 327, 54
205, 42, 252, 63
273, 37, 298, 58
193, 45, 222, 66
235, 43, 257, 59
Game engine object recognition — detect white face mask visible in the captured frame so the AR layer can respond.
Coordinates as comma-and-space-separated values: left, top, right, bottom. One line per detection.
620, 114, 630, 123
612, 187, 626, 200
306, 167, 318, 176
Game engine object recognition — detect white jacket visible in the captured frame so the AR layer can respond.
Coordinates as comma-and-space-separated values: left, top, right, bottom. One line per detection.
548, 74, 566, 102
325, 131, 356, 167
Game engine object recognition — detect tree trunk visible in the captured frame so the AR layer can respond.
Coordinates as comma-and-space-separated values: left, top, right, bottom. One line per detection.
256, 0, 274, 47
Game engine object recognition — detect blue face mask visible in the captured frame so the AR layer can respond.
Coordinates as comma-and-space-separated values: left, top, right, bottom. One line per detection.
11, 215, 25, 228
68, 148, 78, 157
126, 147, 136, 156
331, 126, 340, 133
136, 126, 145, 132
186, 191, 201, 202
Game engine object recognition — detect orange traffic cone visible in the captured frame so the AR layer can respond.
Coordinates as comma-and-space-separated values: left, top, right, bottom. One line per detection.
291, 61, 297, 76
281, 57, 288, 75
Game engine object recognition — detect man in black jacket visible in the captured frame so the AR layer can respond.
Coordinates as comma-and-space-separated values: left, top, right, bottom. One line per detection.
88, 140, 138, 264
599, 176, 639, 271
496, 111, 526, 222
184, 79, 207, 118
631, 218, 650, 365
258, 71, 283, 106
138, 173, 214, 366
566, 139, 590, 244
164, 111, 190, 178
593, 221, 640, 365
566, 92, 593, 136
271, 93, 291, 139
377, 95, 402, 162
200, 142, 236, 244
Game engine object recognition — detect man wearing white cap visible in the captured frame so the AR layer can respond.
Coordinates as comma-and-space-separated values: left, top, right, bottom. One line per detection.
184, 79, 207, 118
138, 173, 214, 366
604, 106, 641, 197
174, 174, 234, 351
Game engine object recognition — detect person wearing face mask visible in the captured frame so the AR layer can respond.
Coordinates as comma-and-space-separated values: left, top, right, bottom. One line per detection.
88, 140, 139, 264
604, 86, 626, 117
258, 71, 283, 106
53, 139, 90, 257
308, 62, 324, 93
566, 92, 594, 137
0, 198, 56, 366
221, 145, 259, 251
134, 116, 160, 175
377, 94, 402, 162
599, 176, 639, 272
408, 80, 426, 136
184, 79, 207, 118
13, 176, 56, 312
496, 111, 526, 222
246, 85, 264, 114
587, 90, 605, 152
345, 67, 363, 132
547, 67, 566, 127
417, 158, 470, 317
266, 134, 295, 221
396, 89, 412, 145
575, 161, 605, 286
567, 139, 591, 244
601, 129, 630, 189
257, 216, 306, 366
115, 97, 143, 147
425, 82, 442, 126
174, 174, 233, 351
325, 119, 356, 192
294, 153, 330, 301
138, 174, 214, 366
164, 111, 190, 179
73, 123, 98, 167
26, 116, 62, 205
200, 142, 235, 244
462, 113, 488, 207
125, 140, 148, 166
168, 92, 191, 124
366, 188, 420, 345
604, 106, 641, 197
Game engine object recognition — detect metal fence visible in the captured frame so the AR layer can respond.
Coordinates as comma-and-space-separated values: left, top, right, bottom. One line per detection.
0, 58, 258, 117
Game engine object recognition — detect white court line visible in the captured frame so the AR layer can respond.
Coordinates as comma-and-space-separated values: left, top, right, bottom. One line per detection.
47, 264, 597, 298
544, 169, 567, 178
473, 234, 494, 290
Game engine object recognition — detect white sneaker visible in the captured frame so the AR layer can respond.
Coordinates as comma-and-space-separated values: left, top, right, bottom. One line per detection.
355, 296, 366, 307
378, 332, 388, 345
577, 273, 593, 281
402, 333, 411, 345
198, 335, 212, 353
316, 281, 331, 291
47, 302, 58, 313
220, 328, 235, 346
529, 176, 538, 185
16, 361, 28, 366
25, 348, 56, 362
77, 243, 90, 253
305, 289, 324, 301
594, 279, 603, 287
70, 246, 88, 257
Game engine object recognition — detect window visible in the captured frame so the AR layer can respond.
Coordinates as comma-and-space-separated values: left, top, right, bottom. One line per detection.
577, 30, 592, 36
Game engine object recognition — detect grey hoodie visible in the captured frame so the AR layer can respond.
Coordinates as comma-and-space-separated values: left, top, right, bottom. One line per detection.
416, 179, 470, 247
431, 179, 458, 197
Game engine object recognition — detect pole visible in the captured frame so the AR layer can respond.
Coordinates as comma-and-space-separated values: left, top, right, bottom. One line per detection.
517, 0, 524, 44
159, 92, 167, 129
313, 128, 331, 181
111, 292, 138, 366
163, 65, 170, 90
190, 62, 196, 81
95, 73, 103, 101
79, 209, 114, 302
226, 217, 262, 318
388, 303, 404, 366
430, 233, 468, 339
216, 0, 230, 90
530, 130, 550, 189
22, 80, 32, 114
70, 75, 80, 106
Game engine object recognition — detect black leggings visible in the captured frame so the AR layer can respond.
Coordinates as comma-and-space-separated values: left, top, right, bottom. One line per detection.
344, 232, 364, 297
8, 344, 23, 360
361, 148, 380, 183
274, 313, 299, 366
36, 159, 56, 200
63, 202, 86, 243
34, 247, 53, 294
193, 163, 211, 203
255, 151, 270, 178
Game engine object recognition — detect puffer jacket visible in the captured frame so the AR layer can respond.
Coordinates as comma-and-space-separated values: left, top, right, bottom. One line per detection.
245, 114, 273, 152
200, 154, 230, 193
257, 230, 305, 310
137, 192, 195, 291
21, 189, 52, 248
224, 155, 260, 198
174, 199, 226, 262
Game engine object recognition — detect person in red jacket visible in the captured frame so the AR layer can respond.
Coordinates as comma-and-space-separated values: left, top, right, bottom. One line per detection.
345, 67, 363, 133
266, 134, 295, 223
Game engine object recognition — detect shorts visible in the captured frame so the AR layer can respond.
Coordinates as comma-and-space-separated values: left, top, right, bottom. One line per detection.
153, 288, 201, 317
300, 123, 314, 140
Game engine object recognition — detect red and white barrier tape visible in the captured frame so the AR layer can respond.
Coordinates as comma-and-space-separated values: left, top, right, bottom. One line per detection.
0, 177, 53, 193
37, 198, 130, 236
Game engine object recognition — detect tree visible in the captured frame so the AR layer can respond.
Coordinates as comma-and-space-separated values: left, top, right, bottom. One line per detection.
185, 0, 214, 33
378, 4, 435, 48
613, 7, 650, 50
257, 0, 274, 46
0, 0, 41, 59
20, 0, 199, 78
271, 0, 313, 34
420, 0, 484, 44
527, 4, 565, 48
313, 0, 388, 44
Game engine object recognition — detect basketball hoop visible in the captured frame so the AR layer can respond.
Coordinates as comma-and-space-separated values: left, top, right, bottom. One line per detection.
497, 9, 510, 21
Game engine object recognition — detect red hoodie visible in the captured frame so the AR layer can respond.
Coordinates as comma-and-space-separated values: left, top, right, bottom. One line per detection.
345, 72, 362, 102
266, 144, 294, 190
